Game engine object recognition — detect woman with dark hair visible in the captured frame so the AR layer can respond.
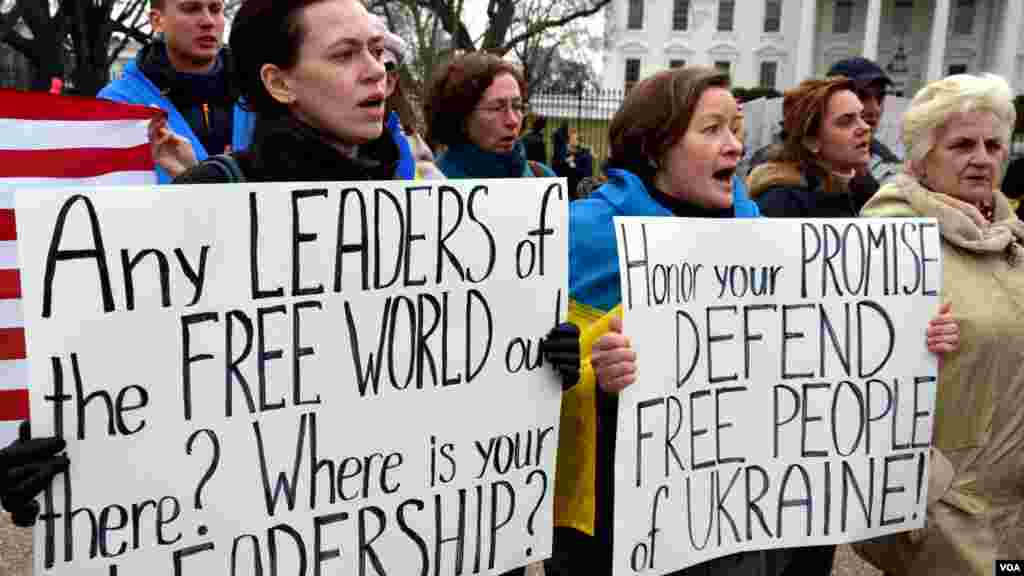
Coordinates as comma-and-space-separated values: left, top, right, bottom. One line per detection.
172, 0, 408, 183
426, 51, 555, 179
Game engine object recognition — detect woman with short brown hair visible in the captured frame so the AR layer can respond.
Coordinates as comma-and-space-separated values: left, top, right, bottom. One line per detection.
548, 65, 766, 576
425, 51, 554, 179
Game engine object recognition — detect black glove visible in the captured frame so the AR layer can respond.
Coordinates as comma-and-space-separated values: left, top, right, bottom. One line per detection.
542, 322, 580, 391
0, 420, 68, 527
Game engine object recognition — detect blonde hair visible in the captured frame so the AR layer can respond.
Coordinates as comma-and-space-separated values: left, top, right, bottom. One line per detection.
902, 73, 1016, 168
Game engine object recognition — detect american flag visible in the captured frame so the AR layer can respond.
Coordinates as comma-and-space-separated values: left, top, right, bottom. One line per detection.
0, 89, 158, 445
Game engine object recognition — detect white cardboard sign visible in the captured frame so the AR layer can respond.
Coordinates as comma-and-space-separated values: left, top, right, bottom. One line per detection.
612, 217, 941, 575
15, 178, 567, 576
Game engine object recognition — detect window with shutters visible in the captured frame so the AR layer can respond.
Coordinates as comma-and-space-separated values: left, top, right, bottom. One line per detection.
759, 61, 778, 89
893, 0, 913, 36
673, 0, 690, 30
764, 0, 781, 32
625, 58, 641, 91
628, 0, 644, 29
833, 0, 853, 34
718, 0, 735, 31
954, 0, 975, 35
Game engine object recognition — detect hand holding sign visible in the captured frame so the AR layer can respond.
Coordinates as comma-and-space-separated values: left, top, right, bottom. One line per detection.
592, 315, 636, 394
0, 420, 68, 527
925, 303, 958, 354
611, 217, 943, 576
15, 178, 567, 576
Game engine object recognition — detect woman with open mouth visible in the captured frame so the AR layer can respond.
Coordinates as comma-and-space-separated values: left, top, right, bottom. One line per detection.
426, 52, 556, 183
167, 0, 415, 184
740, 74, 960, 576
542, 68, 960, 576
542, 65, 782, 576
746, 77, 874, 219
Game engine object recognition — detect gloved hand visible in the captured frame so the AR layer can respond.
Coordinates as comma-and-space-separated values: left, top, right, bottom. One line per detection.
1, 421, 68, 527
541, 322, 580, 391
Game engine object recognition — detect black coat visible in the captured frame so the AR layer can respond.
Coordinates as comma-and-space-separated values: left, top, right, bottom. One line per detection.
174, 114, 400, 184
748, 160, 868, 218
521, 129, 547, 164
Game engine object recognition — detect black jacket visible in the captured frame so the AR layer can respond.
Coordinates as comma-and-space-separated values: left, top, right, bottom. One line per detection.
747, 137, 900, 209
174, 114, 400, 184
138, 41, 237, 156
521, 129, 547, 164
748, 160, 869, 218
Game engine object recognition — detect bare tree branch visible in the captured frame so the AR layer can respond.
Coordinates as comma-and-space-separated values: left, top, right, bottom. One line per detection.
501, 0, 611, 53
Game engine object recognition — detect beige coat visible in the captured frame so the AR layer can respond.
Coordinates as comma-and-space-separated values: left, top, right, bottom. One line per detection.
854, 174, 1024, 576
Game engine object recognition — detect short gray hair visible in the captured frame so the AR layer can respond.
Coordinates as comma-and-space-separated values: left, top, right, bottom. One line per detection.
902, 73, 1016, 168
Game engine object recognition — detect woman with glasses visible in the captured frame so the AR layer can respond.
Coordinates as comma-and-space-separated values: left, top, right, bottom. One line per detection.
426, 52, 555, 179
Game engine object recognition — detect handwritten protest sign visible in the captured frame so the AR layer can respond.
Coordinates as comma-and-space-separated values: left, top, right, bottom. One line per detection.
611, 217, 941, 575
15, 178, 566, 575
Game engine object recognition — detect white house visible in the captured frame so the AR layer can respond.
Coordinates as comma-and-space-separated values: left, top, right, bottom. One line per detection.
602, 0, 1024, 96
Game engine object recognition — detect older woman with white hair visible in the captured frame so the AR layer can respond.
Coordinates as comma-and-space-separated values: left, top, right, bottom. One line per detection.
854, 73, 1024, 576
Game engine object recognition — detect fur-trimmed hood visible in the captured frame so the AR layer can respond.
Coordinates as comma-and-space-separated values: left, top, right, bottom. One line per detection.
746, 160, 856, 199
746, 161, 807, 198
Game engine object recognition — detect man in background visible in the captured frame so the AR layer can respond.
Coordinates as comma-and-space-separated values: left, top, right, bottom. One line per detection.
100, 0, 253, 182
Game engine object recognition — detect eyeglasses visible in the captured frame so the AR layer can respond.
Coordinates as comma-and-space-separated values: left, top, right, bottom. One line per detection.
476, 98, 527, 115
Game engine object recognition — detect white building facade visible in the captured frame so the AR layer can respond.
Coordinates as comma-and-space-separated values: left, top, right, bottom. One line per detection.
602, 0, 1024, 96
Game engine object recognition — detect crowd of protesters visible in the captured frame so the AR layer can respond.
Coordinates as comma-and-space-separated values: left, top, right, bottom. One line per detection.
0, 1, 1021, 575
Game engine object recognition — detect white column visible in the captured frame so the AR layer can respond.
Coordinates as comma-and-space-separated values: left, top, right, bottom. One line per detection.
993, 0, 1022, 85
926, 0, 951, 81
862, 0, 883, 60
795, 0, 819, 81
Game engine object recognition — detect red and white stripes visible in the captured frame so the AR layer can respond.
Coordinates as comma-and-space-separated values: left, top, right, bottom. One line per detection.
0, 89, 158, 444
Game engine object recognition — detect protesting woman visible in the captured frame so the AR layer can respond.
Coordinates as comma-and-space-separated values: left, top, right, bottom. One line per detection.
544, 65, 776, 576
747, 77, 876, 218
426, 52, 555, 180
173, 0, 410, 183
853, 73, 1024, 576
743, 76, 960, 573
544, 66, 959, 575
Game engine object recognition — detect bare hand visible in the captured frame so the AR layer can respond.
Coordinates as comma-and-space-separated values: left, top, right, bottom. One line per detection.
148, 116, 197, 178
926, 302, 959, 355
592, 316, 636, 394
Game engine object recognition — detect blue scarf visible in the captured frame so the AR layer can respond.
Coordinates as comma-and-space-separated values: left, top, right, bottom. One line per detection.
437, 140, 532, 179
